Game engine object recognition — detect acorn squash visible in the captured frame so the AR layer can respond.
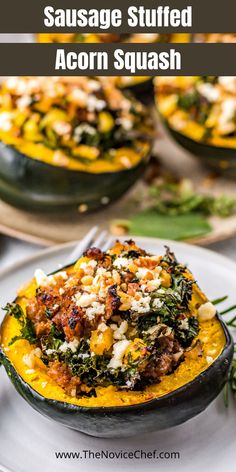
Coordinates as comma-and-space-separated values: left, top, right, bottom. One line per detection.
165, 126, 236, 178
155, 76, 236, 177
0, 240, 233, 437
0, 77, 152, 211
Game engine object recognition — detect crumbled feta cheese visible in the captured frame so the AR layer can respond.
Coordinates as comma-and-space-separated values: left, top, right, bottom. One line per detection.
53, 121, 72, 136
34, 269, 52, 287
59, 339, 79, 353
79, 353, 90, 360
97, 322, 107, 333
87, 95, 106, 112
34, 268, 68, 288
113, 321, 128, 340
108, 339, 131, 369
113, 257, 129, 269
131, 295, 151, 314
94, 267, 106, 280
80, 260, 97, 275
16, 95, 32, 110
88, 260, 97, 268
140, 284, 147, 292
219, 98, 236, 133
116, 117, 133, 130
45, 349, 56, 356
74, 292, 97, 308
146, 278, 162, 292
0, 112, 13, 131
218, 76, 236, 93
178, 318, 189, 330
198, 302, 216, 321
88, 80, 101, 92
86, 302, 105, 320
197, 83, 220, 102
126, 380, 133, 388
56, 271, 68, 280
74, 123, 97, 143
110, 324, 118, 330
152, 298, 163, 309
5, 77, 18, 90
69, 89, 87, 105
136, 267, 151, 280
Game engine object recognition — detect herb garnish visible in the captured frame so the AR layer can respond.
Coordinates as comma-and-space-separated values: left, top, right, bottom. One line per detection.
111, 178, 236, 241
4, 302, 36, 346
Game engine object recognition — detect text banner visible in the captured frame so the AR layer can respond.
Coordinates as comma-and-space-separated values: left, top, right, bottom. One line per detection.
0, 0, 236, 33
0, 43, 236, 75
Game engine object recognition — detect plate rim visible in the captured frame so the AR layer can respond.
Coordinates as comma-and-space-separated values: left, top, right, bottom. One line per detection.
1, 235, 236, 281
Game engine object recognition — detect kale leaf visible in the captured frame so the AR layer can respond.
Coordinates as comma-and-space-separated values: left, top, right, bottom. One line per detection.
175, 316, 199, 348
4, 302, 37, 345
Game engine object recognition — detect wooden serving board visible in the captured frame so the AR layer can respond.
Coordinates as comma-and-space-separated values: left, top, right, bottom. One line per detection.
0, 117, 236, 247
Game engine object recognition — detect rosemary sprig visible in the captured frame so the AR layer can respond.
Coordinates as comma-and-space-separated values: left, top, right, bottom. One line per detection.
211, 295, 228, 305
225, 316, 236, 328
221, 306, 236, 316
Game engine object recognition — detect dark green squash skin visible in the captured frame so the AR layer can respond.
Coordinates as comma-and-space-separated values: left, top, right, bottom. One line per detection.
0, 141, 150, 212
124, 79, 154, 105
166, 125, 236, 178
0, 315, 233, 438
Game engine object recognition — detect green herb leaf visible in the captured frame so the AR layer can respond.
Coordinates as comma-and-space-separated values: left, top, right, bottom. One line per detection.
221, 305, 236, 316
212, 295, 228, 305
3, 302, 24, 322
9, 318, 36, 346
149, 180, 236, 218
129, 210, 212, 241
4, 302, 37, 346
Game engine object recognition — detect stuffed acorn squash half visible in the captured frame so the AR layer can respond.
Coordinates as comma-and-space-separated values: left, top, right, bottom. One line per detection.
0, 240, 233, 437
155, 76, 236, 177
0, 77, 153, 211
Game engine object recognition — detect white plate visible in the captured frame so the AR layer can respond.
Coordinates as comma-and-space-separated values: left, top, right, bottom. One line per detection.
0, 237, 236, 472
